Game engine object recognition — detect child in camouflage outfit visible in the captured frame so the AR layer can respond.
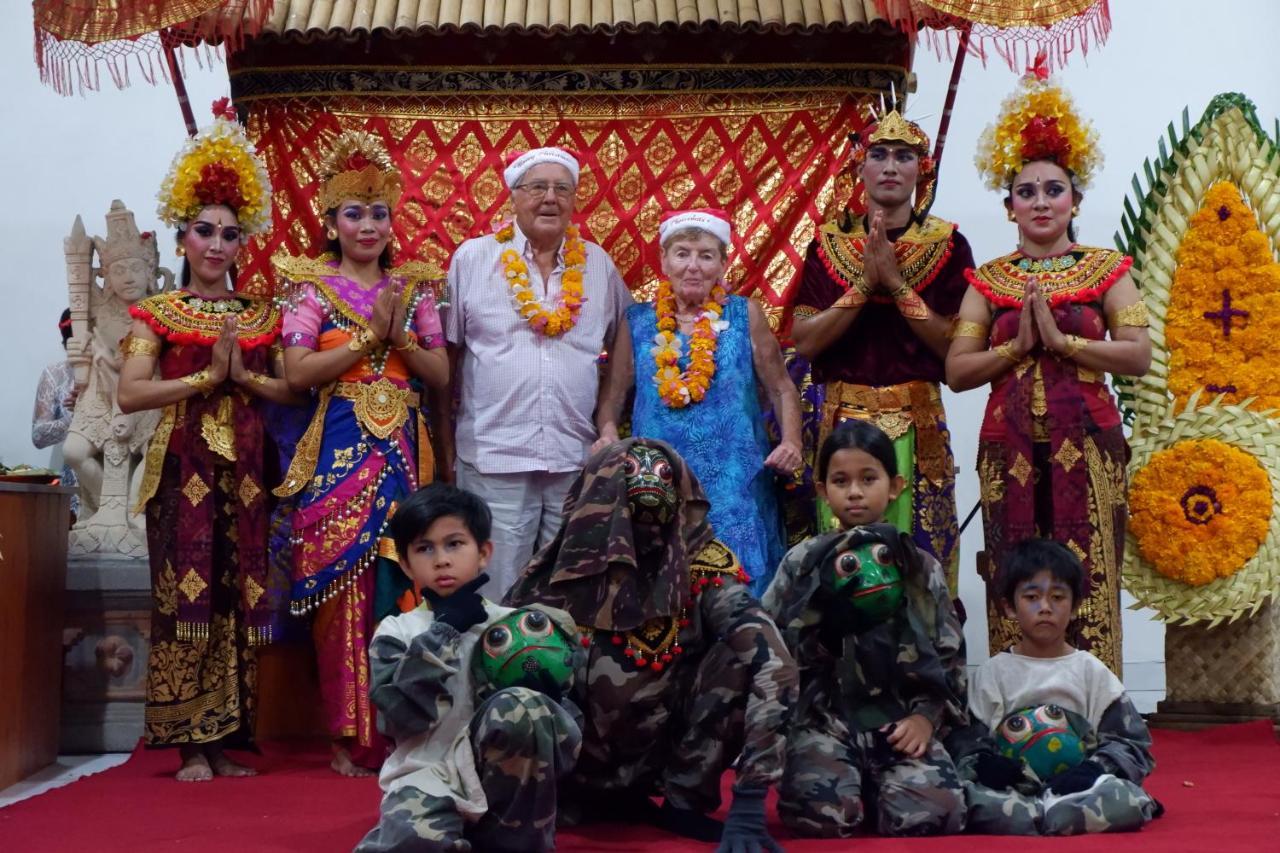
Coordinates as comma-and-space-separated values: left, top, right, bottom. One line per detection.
763, 420, 969, 837
951, 538, 1162, 835
356, 483, 582, 853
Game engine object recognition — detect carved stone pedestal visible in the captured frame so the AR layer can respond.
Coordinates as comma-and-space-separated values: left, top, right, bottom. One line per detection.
1148, 601, 1280, 732
61, 554, 150, 753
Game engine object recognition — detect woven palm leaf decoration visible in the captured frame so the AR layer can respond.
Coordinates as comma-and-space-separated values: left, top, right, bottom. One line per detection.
1116, 94, 1280, 626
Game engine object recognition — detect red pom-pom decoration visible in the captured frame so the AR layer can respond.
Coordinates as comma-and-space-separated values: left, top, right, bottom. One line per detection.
611, 634, 623, 646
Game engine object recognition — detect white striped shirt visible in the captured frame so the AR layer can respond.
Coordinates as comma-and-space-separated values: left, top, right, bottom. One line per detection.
444, 223, 631, 474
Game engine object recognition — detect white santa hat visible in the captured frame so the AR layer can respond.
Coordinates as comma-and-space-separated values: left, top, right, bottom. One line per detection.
503, 147, 581, 189
658, 208, 732, 248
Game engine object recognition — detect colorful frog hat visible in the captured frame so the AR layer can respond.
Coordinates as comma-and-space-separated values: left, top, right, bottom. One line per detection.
473, 607, 578, 695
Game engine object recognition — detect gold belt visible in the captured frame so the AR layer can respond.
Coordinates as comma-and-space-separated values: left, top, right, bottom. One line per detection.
334, 378, 419, 440
821, 380, 949, 485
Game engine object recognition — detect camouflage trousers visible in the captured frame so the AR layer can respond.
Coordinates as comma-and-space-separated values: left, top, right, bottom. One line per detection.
963, 774, 1159, 835
356, 687, 581, 853
568, 640, 753, 816
779, 723, 966, 837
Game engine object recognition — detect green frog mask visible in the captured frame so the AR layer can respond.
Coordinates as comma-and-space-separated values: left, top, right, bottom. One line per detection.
624, 445, 678, 525
831, 538, 905, 627
996, 704, 1086, 783
473, 608, 576, 694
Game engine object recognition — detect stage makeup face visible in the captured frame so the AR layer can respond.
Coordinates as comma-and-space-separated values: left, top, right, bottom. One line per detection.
512, 162, 576, 247
182, 204, 242, 288
332, 199, 391, 265
1007, 159, 1077, 250
859, 142, 920, 211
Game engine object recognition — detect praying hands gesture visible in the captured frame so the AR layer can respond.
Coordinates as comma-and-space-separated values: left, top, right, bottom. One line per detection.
1025, 278, 1068, 354
1009, 277, 1041, 359
370, 280, 404, 342
209, 316, 238, 385
861, 210, 903, 295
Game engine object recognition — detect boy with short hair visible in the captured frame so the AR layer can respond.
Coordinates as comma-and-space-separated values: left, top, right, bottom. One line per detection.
356, 483, 582, 853
951, 538, 1161, 835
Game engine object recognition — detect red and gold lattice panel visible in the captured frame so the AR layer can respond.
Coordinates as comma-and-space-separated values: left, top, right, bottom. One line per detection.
237, 88, 871, 325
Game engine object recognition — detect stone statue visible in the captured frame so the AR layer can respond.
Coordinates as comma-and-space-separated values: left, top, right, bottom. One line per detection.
64, 200, 172, 557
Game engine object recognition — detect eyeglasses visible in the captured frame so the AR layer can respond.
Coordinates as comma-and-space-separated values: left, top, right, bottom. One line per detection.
515, 181, 576, 198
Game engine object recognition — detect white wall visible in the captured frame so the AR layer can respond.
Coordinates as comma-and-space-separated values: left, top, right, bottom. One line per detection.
4, 1, 1279, 686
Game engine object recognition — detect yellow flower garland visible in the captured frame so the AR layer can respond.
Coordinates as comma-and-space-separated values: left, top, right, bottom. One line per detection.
497, 222, 586, 337
1128, 438, 1272, 586
653, 280, 726, 408
1165, 181, 1280, 410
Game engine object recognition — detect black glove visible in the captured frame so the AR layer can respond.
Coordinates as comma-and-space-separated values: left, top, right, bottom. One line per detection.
1047, 759, 1105, 795
423, 573, 490, 631
716, 786, 783, 853
528, 668, 566, 705
974, 752, 1025, 790
813, 587, 859, 653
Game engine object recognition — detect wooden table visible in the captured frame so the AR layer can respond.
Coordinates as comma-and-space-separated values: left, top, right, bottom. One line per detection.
0, 482, 74, 789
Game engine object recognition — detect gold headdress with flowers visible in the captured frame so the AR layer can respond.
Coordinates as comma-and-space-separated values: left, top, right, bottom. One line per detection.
157, 98, 272, 235
318, 131, 403, 212
850, 110, 937, 219
976, 56, 1102, 191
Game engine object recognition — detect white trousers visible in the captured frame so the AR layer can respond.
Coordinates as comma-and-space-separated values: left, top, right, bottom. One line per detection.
455, 458, 577, 601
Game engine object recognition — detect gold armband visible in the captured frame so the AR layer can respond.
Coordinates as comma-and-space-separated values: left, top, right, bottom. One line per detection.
833, 288, 868, 310
1060, 335, 1089, 358
181, 369, 218, 395
247, 371, 270, 387
121, 334, 162, 359
1110, 302, 1149, 328
951, 319, 989, 340
993, 341, 1021, 363
893, 287, 930, 321
394, 333, 421, 354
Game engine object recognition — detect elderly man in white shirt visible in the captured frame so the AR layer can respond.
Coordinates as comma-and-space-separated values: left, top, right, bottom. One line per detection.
444, 147, 632, 598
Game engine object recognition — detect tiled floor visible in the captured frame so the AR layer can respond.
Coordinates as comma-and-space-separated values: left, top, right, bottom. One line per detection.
0, 755, 129, 809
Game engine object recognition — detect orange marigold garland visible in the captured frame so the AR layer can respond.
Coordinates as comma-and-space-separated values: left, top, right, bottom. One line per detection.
1165, 181, 1280, 411
1129, 438, 1272, 587
498, 222, 586, 337
652, 280, 727, 408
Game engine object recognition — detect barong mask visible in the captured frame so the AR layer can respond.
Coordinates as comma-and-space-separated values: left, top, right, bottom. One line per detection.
624, 445, 678, 526
819, 523, 909, 631
996, 704, 1086, 783
503, 438, 713, 634
474, 608, 577, 695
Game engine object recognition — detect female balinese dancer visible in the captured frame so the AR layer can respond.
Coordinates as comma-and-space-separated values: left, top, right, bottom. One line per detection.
118, 100, 297, 782
595, 209, 802, 594
945, 62, 1151, 675
274, 131, 449, 776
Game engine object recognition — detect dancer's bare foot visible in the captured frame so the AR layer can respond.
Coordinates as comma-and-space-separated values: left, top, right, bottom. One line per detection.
176, 748, 213, 782
330, 745, 375, 777
207, 747, 258, 778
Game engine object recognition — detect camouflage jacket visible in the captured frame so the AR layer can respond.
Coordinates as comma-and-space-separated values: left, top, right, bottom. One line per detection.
563, 540, 797, 791
762, 532, 968, 737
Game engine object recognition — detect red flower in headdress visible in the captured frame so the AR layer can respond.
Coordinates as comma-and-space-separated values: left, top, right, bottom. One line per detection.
345, 152, 372, 171
194, 161, 248, 210
211, 97, 237, 121
1020, 116, 1071, 165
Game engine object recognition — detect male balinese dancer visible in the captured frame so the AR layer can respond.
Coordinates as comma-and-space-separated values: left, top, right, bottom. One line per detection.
791, 111, 974, 594
443, 146, 632, 599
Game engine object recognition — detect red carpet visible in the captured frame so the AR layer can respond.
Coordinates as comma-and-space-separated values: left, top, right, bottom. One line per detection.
2, 722, 1277, 852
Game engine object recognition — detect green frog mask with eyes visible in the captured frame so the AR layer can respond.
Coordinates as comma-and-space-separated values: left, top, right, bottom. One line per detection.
473, 608, 576, 694
996, 704, 1086, 783
825, 526, 906, 628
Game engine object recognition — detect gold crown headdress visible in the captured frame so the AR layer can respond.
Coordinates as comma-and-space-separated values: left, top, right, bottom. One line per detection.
318, 131, 403, 213
156, 99, 273, 235
975, 56, 1102, 192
